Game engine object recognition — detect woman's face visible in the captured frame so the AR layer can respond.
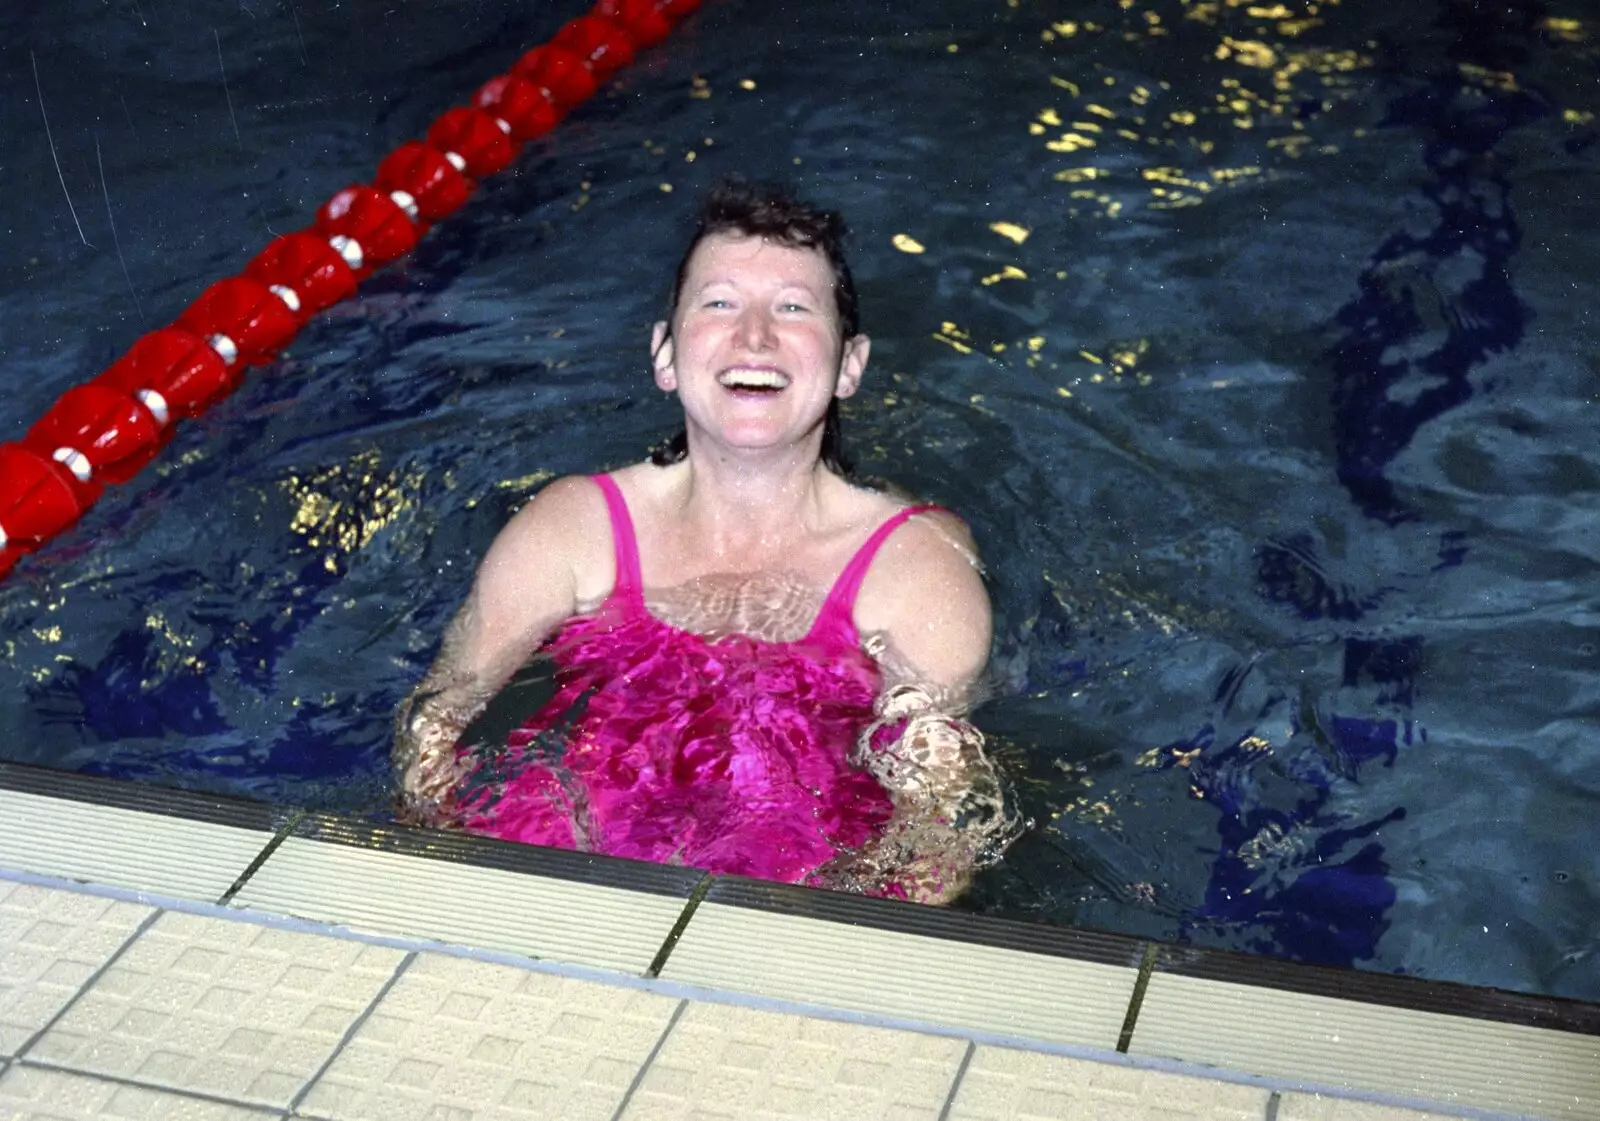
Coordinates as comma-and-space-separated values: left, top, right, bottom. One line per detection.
652, 233, 869, 460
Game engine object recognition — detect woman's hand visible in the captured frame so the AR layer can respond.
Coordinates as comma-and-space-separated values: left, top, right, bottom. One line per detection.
392, 685, 475, 828
815, 684, 1019, 905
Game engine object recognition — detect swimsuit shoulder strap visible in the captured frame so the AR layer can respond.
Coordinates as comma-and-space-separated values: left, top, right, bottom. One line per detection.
810, 503, 947, 642
590, 474, 644, 601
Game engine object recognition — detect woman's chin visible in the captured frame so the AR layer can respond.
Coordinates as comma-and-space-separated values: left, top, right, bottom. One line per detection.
696, 418, 815, 453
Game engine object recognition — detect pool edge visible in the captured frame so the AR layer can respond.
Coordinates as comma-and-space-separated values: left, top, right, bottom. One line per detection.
1, 762, 1594, 1120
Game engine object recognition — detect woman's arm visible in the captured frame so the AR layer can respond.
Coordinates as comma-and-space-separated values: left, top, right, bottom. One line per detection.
828, 510, 1019, 903
855, 508, 992, 704
392, 476, 606, 824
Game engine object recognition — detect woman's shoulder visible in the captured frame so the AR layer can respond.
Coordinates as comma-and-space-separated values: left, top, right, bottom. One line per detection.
491, 473, 621, 606
849, 482, 989, 692
841, 477, 980, 563
510, 472, 610, 530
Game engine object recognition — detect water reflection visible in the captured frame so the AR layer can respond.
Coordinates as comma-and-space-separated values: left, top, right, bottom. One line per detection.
1, 0, 1596, 995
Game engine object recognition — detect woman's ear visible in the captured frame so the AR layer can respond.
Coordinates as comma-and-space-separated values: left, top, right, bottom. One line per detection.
834, 333, 870, 399
650, 321, 676, 391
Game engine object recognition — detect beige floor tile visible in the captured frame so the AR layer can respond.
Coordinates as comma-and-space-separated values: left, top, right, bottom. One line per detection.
0, 791, 270, 903
0, 882, 152, 1058
1276, 1095, 1470, 1120
660, 902, 1135, 1049
27, 911, 404, 1108
0, 1062, 273, 1119
298, 951, 680, 1121
621, 1000, 967, 1121
1130, 973, 1600, 1121
946, 1046, 1269, 1121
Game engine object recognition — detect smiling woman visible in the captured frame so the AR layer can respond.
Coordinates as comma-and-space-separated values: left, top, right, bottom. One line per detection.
393, 178, 1018, 903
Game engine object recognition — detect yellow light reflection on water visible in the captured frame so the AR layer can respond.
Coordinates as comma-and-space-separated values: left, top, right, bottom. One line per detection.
980, 265, 1028, 286
988, 221, 1031, 244
1539, 16, 1586, 42
282, 449, 422, 571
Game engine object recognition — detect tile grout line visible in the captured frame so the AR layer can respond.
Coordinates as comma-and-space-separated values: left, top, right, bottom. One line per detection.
608, 998, 689, 1121
283, 950, 418, 1116
217, 809, 306, 905
935, 1039, 978, 1121
14, 1058, 280, 1115
12, 906, 164, 1062
1115, 940, 1160, 1053
643, 872, 713, 979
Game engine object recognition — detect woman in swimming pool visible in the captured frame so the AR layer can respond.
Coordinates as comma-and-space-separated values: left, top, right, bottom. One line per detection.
394, 178, 1013, 903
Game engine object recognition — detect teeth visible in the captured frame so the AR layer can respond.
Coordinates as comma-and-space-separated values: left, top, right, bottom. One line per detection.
717, 368, 788, 389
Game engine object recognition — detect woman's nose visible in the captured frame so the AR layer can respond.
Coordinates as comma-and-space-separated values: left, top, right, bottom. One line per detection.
736, 307, 778, 350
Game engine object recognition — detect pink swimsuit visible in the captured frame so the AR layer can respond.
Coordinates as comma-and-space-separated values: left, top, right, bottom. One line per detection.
457, 475, 942, 883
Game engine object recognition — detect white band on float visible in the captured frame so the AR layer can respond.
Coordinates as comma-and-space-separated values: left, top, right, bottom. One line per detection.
269, 284, 302, 313
208, 333, 240, 366
136, 389, 171, 426
444, 151, 467, 173
328, 234, 364, 270
493, 117, 512, 134
52, 447, 93, 483
389, 190, 419, 221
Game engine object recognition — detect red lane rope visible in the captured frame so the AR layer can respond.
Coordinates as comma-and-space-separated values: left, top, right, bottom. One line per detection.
0, 0, 700, 581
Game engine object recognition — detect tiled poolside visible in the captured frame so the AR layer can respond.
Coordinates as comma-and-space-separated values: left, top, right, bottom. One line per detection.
1, 763, 1595, 1121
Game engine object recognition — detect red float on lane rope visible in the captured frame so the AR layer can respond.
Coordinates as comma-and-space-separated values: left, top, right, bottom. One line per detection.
176, 276, 303, 367
426, 106, 521, 178
554, 15, 637, 81
597, 0, 673, 48
513, 44, 599, 111
0, 443, 100, 562
94, 327, 240, 419
316, 186, 421, 276
24, 384, 170, 487
375, 143, 474, 224
473, 74, 562, 142
245, 233, 359, 322
1, 0, 700, 580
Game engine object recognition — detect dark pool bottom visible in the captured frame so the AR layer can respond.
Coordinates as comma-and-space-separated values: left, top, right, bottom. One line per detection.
1, 760, 1596, 1120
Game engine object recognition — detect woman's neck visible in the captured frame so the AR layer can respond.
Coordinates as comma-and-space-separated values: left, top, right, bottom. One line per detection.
670, 440, 842, 561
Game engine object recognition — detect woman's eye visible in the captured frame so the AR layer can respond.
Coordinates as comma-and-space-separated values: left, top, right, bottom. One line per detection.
779, 302, 809, 313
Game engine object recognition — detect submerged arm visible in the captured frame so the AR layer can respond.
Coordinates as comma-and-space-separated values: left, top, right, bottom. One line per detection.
392, 584, 519, 825
820, 511, 1020, 903
393, 477, 599, 824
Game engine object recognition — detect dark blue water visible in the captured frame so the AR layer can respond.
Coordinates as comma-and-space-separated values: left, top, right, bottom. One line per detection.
2, 0, 1596, 1000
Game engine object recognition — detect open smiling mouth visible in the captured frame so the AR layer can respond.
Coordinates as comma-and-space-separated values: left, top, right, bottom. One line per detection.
717, 368, 790, 395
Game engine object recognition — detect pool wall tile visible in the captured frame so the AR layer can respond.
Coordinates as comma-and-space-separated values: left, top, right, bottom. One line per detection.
1275, 1095, 1478, 1121
658, 899, 1138, 1049
27, 911, 405, 1109
0, 881, 153, 1058
1128, 971, 1600, 1121
297, 952, 678, 1121
944, 1045, 1270, 1121
618, 999, 968, 1121
0, 789, 275, 903
0, 1063, 276, 1120
231, 833, 691, 974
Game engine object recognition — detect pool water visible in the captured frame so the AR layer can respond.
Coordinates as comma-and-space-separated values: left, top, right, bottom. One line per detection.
2, 0, 1597, 1000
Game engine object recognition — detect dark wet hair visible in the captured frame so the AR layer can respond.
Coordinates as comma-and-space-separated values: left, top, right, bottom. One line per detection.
650, 177, 858, 475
